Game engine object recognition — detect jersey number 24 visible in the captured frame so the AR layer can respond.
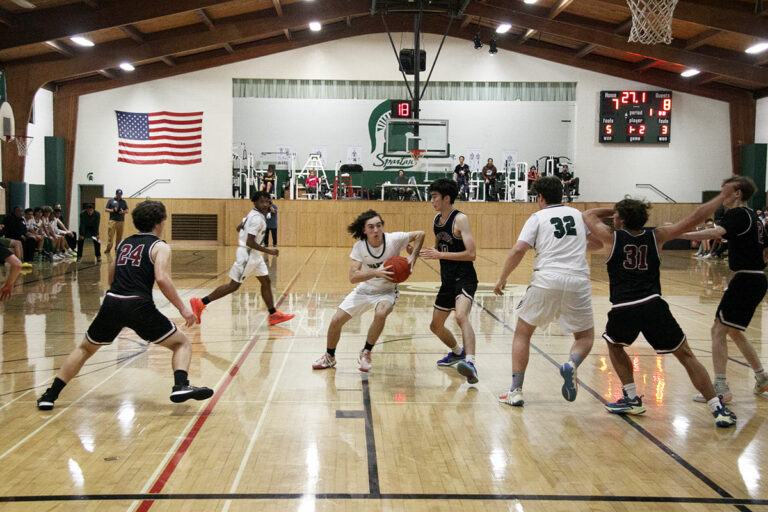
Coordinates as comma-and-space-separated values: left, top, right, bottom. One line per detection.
117, 243, 145, 267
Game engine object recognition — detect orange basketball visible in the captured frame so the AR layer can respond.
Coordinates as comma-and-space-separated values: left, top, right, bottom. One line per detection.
385, 255, 411, 283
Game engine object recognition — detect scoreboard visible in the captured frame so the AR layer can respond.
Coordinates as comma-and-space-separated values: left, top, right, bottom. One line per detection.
599, 90, 672, 144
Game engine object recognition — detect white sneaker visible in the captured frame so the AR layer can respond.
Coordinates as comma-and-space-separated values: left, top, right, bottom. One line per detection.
499, 388, 524, 407
754, 372, 768, 395
311, 353, 336, 370
694, 380, 732, 403
358, 349, 372, 373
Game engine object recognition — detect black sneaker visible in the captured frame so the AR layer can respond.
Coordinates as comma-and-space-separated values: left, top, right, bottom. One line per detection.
170, 384, 214, 403
37, 390, 56, 410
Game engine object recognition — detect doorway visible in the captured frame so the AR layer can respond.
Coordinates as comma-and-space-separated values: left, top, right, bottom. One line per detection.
79, 184, 103, 210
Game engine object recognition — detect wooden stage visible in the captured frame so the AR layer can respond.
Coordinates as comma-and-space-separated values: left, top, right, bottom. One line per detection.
0, 239, 767, 511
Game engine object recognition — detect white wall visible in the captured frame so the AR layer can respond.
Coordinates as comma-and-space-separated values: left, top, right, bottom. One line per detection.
72, 33, 733, 217
757, 97, 768, 144
24, 88, 54, 186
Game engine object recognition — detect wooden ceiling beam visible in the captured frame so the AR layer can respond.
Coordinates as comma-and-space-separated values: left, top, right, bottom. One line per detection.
82, 0, 100, 8
633, 58, 658, 71
574, 17, 631, 58
691, 72, 721, 86
272, 0, 283, 17
465, 2, 768, 84
197, 9, 215, 30
460, 15, 474, 29
548, 0, 575, 19
160, 55, 176, 66
44, 40, 75, 58
0, 0, 234, 50
283, 29, 293, 40
97, 68, 117, 79
684, 28, 721, 51
223, 42, 234, 54
120, 24, 145, 43
574, 43, 597, 58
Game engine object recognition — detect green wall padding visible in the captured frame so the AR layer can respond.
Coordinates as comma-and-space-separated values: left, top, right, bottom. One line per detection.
44, 136, 66, 212
7, 181, 25, 212
29, 184, 46, 208
741, 144, 766, 210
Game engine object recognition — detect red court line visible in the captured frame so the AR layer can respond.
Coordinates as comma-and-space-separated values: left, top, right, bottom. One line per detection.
137, 249, 316, 512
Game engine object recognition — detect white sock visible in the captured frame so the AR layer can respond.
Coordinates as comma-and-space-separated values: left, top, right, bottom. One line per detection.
756, 368, 766, 377
465, 354, 475, 364
451, 345, 462, 356
707, 397, 721, 413
622, 383, 638, 399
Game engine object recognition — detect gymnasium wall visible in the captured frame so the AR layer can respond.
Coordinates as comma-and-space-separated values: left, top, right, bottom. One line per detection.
70, 34, 734, 228
757, 97, 768, 144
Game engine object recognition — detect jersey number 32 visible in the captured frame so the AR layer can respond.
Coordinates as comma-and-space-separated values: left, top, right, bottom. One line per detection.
550, 216, 577, 239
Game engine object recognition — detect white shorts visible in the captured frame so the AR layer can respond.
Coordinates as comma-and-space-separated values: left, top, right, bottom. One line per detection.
338, 287, 398, 318
517, 272, 593, 334
229, 247, 268, 283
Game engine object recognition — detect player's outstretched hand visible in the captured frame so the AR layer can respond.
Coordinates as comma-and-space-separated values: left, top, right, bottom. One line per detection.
269, 248, 279, 256
375, 265, 394, 282
493, 280, 505, 296
419, 247, 440, 260
181, 306, 197, 327
0, 283, 13, 301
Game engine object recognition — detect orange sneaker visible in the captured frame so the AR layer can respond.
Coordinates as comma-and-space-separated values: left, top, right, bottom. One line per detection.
190, 297, 206, 324
268, 310, 295, 326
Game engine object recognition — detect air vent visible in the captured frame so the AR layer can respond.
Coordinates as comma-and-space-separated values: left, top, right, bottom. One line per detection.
171, 214, 217, 240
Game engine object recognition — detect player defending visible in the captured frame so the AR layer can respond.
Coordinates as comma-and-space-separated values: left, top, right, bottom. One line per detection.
420, 178, 480, 384
312, 210, 424, 372
681, 176, 768, 402
582, 185, 738, 427
190, 191, 293, 326
494, 176, 601, 406
37, 200, 213, 410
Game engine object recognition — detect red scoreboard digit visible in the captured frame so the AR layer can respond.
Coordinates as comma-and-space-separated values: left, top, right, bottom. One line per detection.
390, 100, 412, 119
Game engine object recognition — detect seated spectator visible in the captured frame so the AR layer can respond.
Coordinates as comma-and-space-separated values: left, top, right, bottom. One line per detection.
454, 155, 470, 201
395, 169, 413, 201
527, 165, 540, 190
53, 206, 77, 254
2, 206, 35, 265
560, 165, 579, 200
305, 169, 320, 197
42, 206, 71, 261
260, 165, 276, 196
482, 158, 498, 201
26, 208, 49, 261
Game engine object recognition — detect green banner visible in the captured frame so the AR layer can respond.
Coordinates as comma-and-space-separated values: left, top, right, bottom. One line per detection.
0, 69, 5, 104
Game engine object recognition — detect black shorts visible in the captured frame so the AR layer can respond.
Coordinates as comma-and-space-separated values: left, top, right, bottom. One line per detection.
434, 275, 478, 311
86, 294, 177, 344
602, 297, 685, 354
716, 272, 767, 331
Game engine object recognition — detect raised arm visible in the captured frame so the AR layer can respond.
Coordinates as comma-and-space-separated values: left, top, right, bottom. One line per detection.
153, 242, 195, 327
582, 208, 615, 247
656, 182, 737, 245
493, 241, 532, 295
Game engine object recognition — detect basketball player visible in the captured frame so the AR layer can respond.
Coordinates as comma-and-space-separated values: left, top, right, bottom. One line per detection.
420, 178, 480, 384
190, 191, 293, 326
681, 176, 768, 402
312, 210, 424, 372
494, 176, 601, 406
582, 184, 738, 427
0, 244, 22, 301
37, 200, 213, 410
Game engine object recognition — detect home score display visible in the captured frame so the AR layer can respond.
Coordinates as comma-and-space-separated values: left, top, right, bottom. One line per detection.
599, 90, 671, 144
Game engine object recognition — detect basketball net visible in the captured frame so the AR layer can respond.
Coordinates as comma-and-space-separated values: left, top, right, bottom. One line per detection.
626, 0, 678, 45
14, 135, 32, 157
409, 149, 425, 162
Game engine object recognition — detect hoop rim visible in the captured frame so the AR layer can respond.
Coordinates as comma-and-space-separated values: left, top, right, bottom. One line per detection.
408, 149, 426, 160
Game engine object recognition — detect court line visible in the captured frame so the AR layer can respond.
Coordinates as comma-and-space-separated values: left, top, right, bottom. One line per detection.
361, 375, 380, 495
136, 248, 316, 512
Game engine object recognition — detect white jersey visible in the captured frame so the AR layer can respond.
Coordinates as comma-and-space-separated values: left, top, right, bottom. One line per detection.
238, 208, 266, 248
350, 232, 410, 293
517, 204, 590, 279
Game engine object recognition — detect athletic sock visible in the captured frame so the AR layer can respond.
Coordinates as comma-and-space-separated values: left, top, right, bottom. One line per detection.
174, 370, 189, 387
568, 353, 583, 368
707, 397, 721, 414
511, 372, 524, 391
755, 368, 766, 377
327, 348, 336, 358
714, 374, 727, 385
201, 296, 211, 305
48, 377, 67, 399
622, 383, 638, 399
465, 354, 475, 364
451, 345, 462, 356
268, 307, 277, 315
364, 343, 374, 352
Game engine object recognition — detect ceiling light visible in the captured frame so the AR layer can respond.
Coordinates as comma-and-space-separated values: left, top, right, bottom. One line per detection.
473, 34, 482, 49
119, 62, 135, 71
523, 0, 538, 4
680, 68, 699, 77
496, 23, 512, 34
489, 38, 498, 55
11, 0, 36, 8
746, 42, 768, 54
70, 36, 94, 47
309, 21, 321, 31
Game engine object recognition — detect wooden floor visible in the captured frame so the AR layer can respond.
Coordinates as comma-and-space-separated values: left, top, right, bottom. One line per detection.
1, 245, 767, 511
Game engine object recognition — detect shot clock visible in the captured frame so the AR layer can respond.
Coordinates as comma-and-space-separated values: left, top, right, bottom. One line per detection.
599, 91, 671, 144
390, 100, 412, 119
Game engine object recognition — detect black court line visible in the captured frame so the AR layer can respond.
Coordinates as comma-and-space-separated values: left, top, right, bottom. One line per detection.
361, 375, 380, 496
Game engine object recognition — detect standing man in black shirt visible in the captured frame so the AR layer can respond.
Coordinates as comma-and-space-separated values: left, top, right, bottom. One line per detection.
481, 158, 497, 201
583, 182, 738, 428
453, 155, 470, 201
104, 189, 128, 254
78, 203, 101, 262
420, 178, 479, 384
682, 176, 768, 402
37, 200, 213, 411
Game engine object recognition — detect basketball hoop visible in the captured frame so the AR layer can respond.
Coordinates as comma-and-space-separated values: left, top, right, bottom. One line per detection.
626, 0, 678, 45
13, 135, 32, 157
409, 149, 425, 162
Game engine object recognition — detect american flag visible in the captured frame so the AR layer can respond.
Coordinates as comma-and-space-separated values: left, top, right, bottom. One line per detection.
116, 110, 203, 165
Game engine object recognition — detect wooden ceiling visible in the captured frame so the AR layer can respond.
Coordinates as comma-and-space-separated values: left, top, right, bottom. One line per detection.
0, 0, 767, 102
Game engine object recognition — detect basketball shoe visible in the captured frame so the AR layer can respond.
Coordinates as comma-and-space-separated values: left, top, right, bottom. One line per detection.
713, 400, 737, 428
754, 372, 768, 395
358, 349, 372, 372
436, 348, 465, 366
694, 380, 732, 403
190, 297, 206, 324
269, 310, 294, 326
605, 392, 646, 415
559, 361, 578, 402
457, 360, 479, 384
170, 384, 214, 403
37, 389, 57, 411
499, 388, 524, 407
312, 353, 336, 370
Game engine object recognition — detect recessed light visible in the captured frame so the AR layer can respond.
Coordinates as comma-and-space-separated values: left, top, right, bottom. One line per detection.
523, 0, 538, 4
309, 21, 321, 31
119, 62, 135, 71
496, 23, 512, 34
70, 36, 94, 47
746, 42, 768, 54
680, 68, 700, 77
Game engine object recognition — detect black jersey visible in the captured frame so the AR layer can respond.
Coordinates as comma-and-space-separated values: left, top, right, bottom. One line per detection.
606, 229, 662, 305
109, 233, 163, 300
719, 206, 766, 272
433, 209, 477, 282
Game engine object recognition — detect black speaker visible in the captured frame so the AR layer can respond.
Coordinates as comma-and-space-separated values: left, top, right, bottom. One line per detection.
340, 164, 363, 173
399, 49, 426, 74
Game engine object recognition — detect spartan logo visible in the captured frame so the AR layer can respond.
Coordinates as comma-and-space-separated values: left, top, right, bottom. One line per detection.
367, 100, 417, 171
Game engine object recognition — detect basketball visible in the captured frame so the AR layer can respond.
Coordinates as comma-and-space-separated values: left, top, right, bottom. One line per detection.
385, 256, 411, 283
